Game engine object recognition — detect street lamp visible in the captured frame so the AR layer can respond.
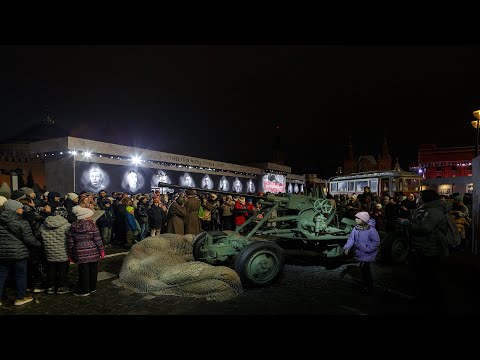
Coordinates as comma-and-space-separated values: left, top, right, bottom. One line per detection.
472, 110, 480, 158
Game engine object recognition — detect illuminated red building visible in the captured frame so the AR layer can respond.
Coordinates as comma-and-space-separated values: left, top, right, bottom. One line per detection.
412, 144, 475, 195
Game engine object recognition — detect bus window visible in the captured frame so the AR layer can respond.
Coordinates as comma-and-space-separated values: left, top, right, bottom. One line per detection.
338, 181, 347, 192
348, 181, 355, 192
356, 180, 369, 192
331, 183, 337, 192
392, 179, 397, 191
405, 178, 420, 192
370, 179, 378, 193
381, 178, 389, 193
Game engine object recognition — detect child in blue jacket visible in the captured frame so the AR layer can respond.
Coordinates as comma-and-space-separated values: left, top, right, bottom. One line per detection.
343, 211, 380, 293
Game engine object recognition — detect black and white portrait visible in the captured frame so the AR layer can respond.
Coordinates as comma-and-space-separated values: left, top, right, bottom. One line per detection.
219, 176, 230, 191
81, 165, 109, 192
246, 179, 255, 193
151, 170, 171, 187
294, 184, 299, 193
287, 183, 293, 194
180, 172, 195, 187
232, 178, 243, 193
201, 174, 214, 190
121, 169, 145, 193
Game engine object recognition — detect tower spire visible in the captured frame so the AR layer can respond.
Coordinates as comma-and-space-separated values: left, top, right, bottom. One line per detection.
42, 106, 55, 125
393, 157, 402, 171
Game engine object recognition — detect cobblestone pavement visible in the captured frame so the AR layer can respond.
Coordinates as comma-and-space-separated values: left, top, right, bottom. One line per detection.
1, 246, 479, 316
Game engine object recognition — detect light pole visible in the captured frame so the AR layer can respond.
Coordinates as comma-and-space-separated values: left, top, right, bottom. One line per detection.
472, 110, 480, 255
472, 110, 480, 158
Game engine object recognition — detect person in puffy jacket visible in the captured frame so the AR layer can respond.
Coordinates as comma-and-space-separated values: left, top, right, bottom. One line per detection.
67, 207, 105, 296
343, 211, 380, 293
40, 215, 72, 294
0, 200, 42, 306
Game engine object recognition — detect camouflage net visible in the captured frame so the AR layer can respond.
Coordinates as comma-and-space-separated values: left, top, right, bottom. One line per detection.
113, 233, 243, 301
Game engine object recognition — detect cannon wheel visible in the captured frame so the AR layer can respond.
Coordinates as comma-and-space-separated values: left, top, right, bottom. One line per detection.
234, 241, 284, 288
313, 199, 334, 214
380, 231, 410, 264
193, 231, 227, 261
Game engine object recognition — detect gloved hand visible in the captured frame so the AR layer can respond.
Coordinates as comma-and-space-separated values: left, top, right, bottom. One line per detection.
100, 251, 105, 260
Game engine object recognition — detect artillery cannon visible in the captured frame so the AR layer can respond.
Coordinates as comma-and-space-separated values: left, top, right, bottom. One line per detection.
192, 189, 356, 288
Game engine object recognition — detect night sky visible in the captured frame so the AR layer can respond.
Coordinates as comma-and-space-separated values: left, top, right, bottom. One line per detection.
1, 45, 480, 178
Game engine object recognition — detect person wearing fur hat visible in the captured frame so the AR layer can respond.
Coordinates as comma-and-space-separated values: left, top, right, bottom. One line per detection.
147, 198, 166, 237
0, 199, 42, 305
184, 189, 201, 235
63, 192, 79, 223
167, 195, 187, 235
67, 206, 105, 296
343, 211, 380, 293
21, 187, 44, 208
397, 189, 449, 313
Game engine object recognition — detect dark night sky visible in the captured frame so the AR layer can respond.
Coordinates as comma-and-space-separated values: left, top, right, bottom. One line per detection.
1, 45, 480, 177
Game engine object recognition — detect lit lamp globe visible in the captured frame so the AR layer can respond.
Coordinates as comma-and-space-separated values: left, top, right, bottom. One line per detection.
472, 110, 480, 128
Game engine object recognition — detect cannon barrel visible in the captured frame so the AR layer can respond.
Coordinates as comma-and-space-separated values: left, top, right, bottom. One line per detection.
155, 182, 265, 199
265, 194, 290, 204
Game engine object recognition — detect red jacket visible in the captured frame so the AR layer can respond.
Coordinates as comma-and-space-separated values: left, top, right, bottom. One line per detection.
234, 201, 248, 226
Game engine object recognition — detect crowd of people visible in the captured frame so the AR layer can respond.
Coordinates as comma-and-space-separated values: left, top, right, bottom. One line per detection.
0, 183, 472, 312
0, 185, 275, 305
338, 186, 472, 312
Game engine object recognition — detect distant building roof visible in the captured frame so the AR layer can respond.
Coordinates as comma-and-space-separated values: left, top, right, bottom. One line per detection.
6, 115, 70, 143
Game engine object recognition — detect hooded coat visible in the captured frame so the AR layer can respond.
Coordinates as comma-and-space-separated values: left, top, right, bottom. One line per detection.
403, 199, 449, 256
343, 218, 380, 262
66, 219, 104, 264
40, 215, 71, 262
0, 210, 41, 261
184, 195, 201, 235
167, 202, 187, 235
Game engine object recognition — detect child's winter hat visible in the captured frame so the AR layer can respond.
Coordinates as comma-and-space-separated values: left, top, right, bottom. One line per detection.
355, 211, 370, 223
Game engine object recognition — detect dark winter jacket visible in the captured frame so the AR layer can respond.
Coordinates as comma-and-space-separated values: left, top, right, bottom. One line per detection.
136, 203, 149, 224
96, 207, 115, 229
22, 205, 45, 240
40, 215, 70, 262
66, 219, 104, 264
402, 199, 449, 257
148, 204, 165, 230
63, 198, 78, 223
0, 210, 42, 261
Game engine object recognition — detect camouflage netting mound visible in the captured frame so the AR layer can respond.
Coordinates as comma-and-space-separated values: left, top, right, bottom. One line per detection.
113, 233, 243, 301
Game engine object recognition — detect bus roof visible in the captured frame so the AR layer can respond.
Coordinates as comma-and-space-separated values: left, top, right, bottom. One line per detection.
329, 170, 422, 181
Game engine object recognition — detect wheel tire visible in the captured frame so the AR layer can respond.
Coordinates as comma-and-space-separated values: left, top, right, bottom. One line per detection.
234, 241, 285, 288
381, 231, 409, 264
192, 231, 227, 261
